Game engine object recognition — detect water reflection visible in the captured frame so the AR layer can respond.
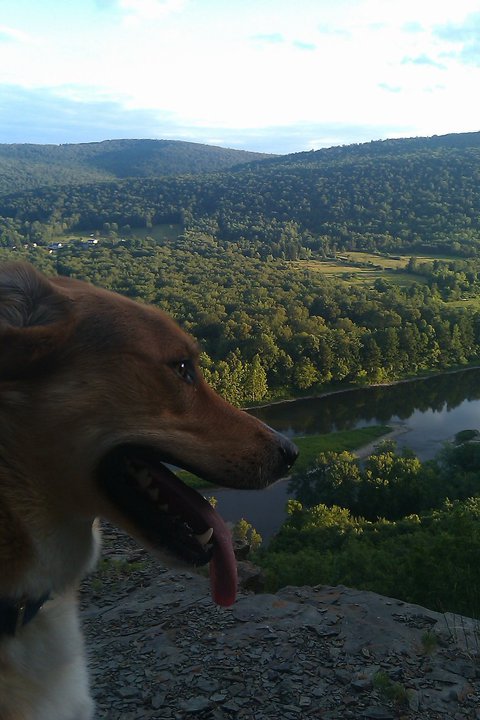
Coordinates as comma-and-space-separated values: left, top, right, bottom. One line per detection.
251, 368, 480, 455
210, 368, 480, 539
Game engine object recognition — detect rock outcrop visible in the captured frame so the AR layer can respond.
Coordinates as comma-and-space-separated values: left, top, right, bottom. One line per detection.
81, 526, 480, 719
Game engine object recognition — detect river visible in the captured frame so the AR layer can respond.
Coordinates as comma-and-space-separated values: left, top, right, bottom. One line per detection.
208, 368, 480, 540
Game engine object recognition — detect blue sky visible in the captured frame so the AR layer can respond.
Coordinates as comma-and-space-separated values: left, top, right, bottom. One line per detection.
1, 0, 480, 154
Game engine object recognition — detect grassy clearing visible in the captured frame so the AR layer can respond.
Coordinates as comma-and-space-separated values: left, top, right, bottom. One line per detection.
345, 251, 407, 269
450, 297, 480, 310
293, 253, 431, 289
381, 272, 421, 287
292, 425, 391, 474
345, 251, 462, 267
130, 224, 182, 241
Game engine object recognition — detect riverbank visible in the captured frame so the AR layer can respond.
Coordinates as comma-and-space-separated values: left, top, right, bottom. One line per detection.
250, 364, 480, 463
353, 422, 410, 460
204, 426, 395, 541
250, 362, 480, 410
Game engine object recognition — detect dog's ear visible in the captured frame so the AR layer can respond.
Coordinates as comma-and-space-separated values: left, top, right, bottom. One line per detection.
0, 262, 73, 380
0, 262, 71, 328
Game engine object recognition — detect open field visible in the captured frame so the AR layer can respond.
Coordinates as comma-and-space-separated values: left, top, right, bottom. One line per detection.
345, 252, 407, 269
129, 224, 182, 241
293, 250, 463, 289
343, 251, 461, 267
293, 257, 420, 287
450, 297, 480, 310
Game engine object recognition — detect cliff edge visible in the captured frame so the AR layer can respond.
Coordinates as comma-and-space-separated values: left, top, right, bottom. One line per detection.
80, 526, 480, 719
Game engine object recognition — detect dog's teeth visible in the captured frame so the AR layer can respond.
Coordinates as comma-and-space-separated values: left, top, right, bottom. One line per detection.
195, 528, 214, 546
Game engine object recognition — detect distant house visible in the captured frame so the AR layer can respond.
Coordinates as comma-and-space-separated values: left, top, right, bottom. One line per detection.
47, 242, 63, 251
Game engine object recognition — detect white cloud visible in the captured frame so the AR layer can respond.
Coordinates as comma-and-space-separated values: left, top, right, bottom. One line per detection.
250, 33, 285, 45
2, 0, 480, 151
0, 24, 30, 43
119, 0, 187, 23
434, 12, 480, 66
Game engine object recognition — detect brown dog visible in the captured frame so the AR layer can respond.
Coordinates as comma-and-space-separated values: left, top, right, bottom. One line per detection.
0, 261, 297, 720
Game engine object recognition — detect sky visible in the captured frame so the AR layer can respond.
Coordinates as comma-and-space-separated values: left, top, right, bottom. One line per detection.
1, 0, 480, 154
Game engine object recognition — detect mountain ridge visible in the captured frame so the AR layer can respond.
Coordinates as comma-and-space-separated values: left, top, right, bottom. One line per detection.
0, 138, 274, 194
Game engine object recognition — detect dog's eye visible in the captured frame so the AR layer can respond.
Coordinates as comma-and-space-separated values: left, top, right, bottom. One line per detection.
172, 360, 196, 385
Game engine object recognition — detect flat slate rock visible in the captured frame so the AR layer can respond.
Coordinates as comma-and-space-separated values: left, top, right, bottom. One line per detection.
81, 524, 480, 719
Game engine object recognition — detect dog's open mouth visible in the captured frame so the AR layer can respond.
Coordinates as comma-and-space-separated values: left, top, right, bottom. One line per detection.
96, 445, 237, 607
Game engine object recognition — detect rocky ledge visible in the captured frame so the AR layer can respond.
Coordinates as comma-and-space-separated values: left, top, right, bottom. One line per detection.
80, 526, 480, 720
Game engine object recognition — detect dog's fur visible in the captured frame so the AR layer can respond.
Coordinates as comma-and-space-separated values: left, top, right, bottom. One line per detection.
0, 262, 297, 720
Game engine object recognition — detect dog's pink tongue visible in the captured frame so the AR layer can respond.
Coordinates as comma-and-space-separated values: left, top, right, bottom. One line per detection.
146, 463, 237, 606
179, 494, 238, 607
208, 515, 238, 607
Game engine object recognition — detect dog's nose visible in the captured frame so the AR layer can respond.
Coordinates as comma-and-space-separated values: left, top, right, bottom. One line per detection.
262, 423, 299, 475
278, 434, 299, 471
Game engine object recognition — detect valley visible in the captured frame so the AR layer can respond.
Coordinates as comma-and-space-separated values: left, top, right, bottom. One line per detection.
2, 131, 480, 616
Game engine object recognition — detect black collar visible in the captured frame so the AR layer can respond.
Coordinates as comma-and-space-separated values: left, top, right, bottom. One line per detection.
0, 594, 49, 637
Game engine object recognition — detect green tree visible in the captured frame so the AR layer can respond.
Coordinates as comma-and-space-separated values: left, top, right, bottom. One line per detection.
244, 354, 268, 403
293, 357, 319, 390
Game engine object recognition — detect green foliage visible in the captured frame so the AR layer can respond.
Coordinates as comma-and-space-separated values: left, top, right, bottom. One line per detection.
421, 630, 439, 655
373, 671, 411, 707
233, 518, 263, 552
289, 440, 480, 522
3, 228, 480, 407
3, 134, 480, 617
258, 496, 480, 616
4, 131, 480, 260
90, 557, 149, 593
455, 429, 480, 444
3, 133, 480, 405
257, 435, 480, 618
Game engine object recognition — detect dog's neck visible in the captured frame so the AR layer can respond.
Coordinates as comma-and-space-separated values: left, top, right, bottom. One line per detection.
1, 503, 101, 601
28, 517, 101, 598
1, 419, 101, 601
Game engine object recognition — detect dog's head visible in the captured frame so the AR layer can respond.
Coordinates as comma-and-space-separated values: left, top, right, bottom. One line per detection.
0, 262, 297, 605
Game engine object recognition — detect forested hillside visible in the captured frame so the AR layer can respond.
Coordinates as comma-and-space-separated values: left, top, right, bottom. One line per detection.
0, 139, 272, 195
2, 131, 480, 258
1, 232, 479, 405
